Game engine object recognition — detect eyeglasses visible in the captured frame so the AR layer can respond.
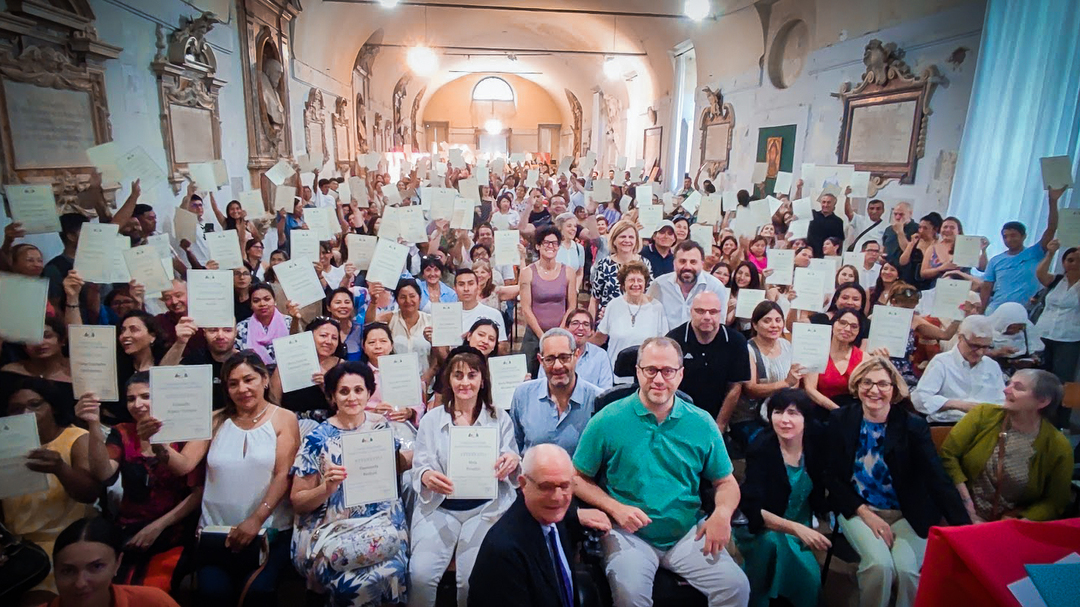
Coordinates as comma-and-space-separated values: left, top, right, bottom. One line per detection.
524, 474, 572, 493
540, 354, 574, 366
539, 240, 560, 248
857, 379, 894, 391
960, 335, 992, 352
567, 320, 592, 329
637, 365, 681, 379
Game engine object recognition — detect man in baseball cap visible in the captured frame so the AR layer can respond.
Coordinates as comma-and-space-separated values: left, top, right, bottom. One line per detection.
640, 220, 676, 277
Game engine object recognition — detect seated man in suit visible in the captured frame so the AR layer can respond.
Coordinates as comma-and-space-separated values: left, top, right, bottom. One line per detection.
572, 337, 750, 607
468, 444, 610, 607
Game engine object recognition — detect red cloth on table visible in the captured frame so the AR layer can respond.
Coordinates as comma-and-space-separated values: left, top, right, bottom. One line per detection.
914, 518, 1080, 607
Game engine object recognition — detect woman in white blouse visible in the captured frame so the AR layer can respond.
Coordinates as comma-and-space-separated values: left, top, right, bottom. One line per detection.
590, 259, 668, 381
1035, 240, 1080, 387
368, 278, 434, 381
408, 346, 519, 607
489, 193, 520, 231
554, 211, 585, 292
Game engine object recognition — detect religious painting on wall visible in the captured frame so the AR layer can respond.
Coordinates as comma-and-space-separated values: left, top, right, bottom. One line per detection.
755, 125, 796, 196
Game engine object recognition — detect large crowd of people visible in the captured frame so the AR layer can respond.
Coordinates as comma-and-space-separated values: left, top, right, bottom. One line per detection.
0, 154, 1075, 607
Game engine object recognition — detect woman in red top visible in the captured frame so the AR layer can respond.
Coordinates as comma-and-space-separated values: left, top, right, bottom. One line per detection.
804, 309, 865, 422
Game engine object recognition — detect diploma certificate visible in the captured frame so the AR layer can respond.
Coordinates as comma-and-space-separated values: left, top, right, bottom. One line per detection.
341, 428, 398, 507
346, 234, 378, 271
70, 325, 118, 401
149, 365, 213, 444
366, 238, 409, 288
205, 230, 244, 270
187, 270, 235, 328
431, 302, 463, 347
123, 245, 174, 296
933, 278, 971, 321
766, 249, 794, 286
74, 222, 119, 283
272, 332, 320, 393
378, 354, 422, 410
0, 413, 49, 499
867, 306, 915, 357
448, 426, 498, 500
0, 273, 48, 343
493, 230, 520, 267
488, 354, 527, 410
792, 323, 831, 374
5, 184, 60, 234
273, 259, 325, 308
952, 236, 983, 268
734, 289, 767, 319
792, 267, 828, 311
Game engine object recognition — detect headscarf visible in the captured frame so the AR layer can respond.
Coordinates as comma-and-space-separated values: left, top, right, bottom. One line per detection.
988, 302, 1043, 358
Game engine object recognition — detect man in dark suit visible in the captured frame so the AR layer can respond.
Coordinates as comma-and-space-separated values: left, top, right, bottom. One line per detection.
468, 444, 610, 607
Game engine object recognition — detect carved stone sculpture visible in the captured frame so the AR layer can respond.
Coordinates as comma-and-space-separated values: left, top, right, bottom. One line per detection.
603, 94, 623, 166
356, 93, 367, 153
392, 75, 410, 149
259, 58, 286, 156
565, 89, 583, 155
698, 85, 735, 174
410, 86, 426, 151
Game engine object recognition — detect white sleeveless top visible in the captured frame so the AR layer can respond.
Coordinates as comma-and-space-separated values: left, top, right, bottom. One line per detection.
200, 407, 292, 530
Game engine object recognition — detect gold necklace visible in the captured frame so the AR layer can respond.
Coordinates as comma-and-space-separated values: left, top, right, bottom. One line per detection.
237, 402, 273, 428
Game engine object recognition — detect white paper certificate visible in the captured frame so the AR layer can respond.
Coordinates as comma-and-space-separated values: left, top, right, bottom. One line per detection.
773, 172, 793, 197
952, 236, 982, 268
378, 353, 422, 409
274, 185, 297, 212
265, 159, 293, 186
690, 224, 713, 251
273, 332, 319, 393
766, 249, 795, 286
489, 354, 527, 410
187, 270, 235, 328
290, 229, 320, 264
933, 278, 971, 321
74, 222, 119, 283
273, 259, 325, 307
638, 204, 663, 235
1057, 209, 1080, 248
341, 428, 398, 507
366, 238, 409, 288
448, 426, 498, 500
792, 267, 829, 312
123, 245, 173, 295
867, 306, 915, 356
70, 325, 118, 401
173, 207, 198, 243
0, 413, 49, 499
697, 194, 721, 226
149, 365, 213, 444
493, 230, 519, 267
5, 185, 60, 234
431, 302, 463, 347
734, 289, 767, 319
204, 230, 244, 270
346, 234, 378, 270
792, 323, 831, 374
0, 273, 48, 343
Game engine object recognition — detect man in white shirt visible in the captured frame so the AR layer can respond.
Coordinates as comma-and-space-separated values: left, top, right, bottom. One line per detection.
912, 315, 1006, 423
314, 178, 336, 209
647, 240, 729, 329
845, 198, 887, 254
455, 267, 510, 354
856, 240, 882, 292
179, 188, 213, 267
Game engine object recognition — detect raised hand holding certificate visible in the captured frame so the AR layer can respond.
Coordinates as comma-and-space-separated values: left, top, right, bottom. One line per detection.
273, 332, 319, 393
123, 245, 174, 296
792, 323, 831, 374
489, 354, 527, 410
346, 234, 378, 270
187, 270, 235, 328
341, 428, 398, 507
70, 325, 118, 401
0, 413, 49, 499
952, 236, 983, 268
766, 249, 794, 285
933, 278, 971, 321
448, 426, 498, 500
74, 222, 119, 283
290, 229, 320, 264
149, 365, 212, 444
273, 258, 325, 307
366, 238, 409, 289
0, 273, 48, 343
431, 302, 463, 347
5, 185, 60, 234
205, 230, 244, 270
493, 230, 520, 267
792, 267, 828, 312
867, 306, 915, 357
378, 354, 422, 409
735, 289, 767, 319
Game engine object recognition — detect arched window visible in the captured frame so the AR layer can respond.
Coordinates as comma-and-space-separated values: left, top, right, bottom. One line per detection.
471, 77, 514, 102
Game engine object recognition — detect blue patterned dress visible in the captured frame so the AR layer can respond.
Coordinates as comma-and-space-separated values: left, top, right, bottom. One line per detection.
291, 416, 409, 606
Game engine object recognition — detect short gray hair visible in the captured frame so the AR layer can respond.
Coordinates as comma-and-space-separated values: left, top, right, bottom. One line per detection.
539, 327, 576, 353
959, 315, 994, 341
521, 443, 572, 477
554, 212, 576, 230
1014, 368, 1064, 415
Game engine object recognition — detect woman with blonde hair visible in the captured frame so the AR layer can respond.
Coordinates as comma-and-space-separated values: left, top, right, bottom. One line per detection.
588, 219, 652, 318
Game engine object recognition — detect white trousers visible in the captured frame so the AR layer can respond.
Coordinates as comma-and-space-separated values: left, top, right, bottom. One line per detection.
602, 525, 750, 607
407, 505, 498, 607
839, 514, 927, 607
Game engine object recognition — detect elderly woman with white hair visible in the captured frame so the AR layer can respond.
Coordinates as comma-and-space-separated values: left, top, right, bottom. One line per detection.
940, 369, 1074, 523
553, 211, 585, 292
912, 315, 1007, 424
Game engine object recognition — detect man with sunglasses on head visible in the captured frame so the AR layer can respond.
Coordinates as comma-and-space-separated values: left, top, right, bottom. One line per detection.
572, 336, 750, 607
912, 315, 1006, 424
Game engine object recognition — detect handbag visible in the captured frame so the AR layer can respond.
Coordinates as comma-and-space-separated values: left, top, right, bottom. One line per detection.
195, 525, 270, 572
310, 511, 404, 573
0, 522, 50, 600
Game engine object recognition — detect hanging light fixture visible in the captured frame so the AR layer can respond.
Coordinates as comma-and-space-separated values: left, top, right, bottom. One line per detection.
378, 0, 399, 8
407, 46, 439, 76
684, 0, 710, 21
484, 118, 503, 135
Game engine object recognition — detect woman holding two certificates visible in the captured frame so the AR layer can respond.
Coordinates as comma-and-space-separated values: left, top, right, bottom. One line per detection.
290, 362, 410, 607
409, 346, 519, 607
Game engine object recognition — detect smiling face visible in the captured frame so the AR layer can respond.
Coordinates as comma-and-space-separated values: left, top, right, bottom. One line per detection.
362, 328, 392, 362
520, 452, 574, 526
771, 403, 805, 442
837, 267, 857, 286
833, 311, 861, 345
856, 367, 895, 415
312, 324, 340, 358
622, 269, 647, 297
673, 220, 689, 241
540, 334, 576, 390
332, 373, 370, 417
819, 194, 837, 215
734, 265, 752, 288
161, 282, 188, 315
1001, 227, 1025, 251
613, 228, 637, 255
54, 541, 120, 607
754, 308, 785, 340
834, 287, 863, 311
119, 317, 153, 356
125, 381, 151, 421
329, 292, 353, 321
397, 285, 421, 313
467, 325, 498, 355
879, 262, 899, 284
675, 247, 703, 285
227, 201, 243, 219
940, 219, 960, 240
12, 246, 44, 277
422, 264, 442, 285
712, 264, 730, 285
449, 359, 483, 403
635, 342, 684, 408
538, 232, 560, 260
565, 311, 593, 343
226, 362, 267, 412
794, 248, 813, 268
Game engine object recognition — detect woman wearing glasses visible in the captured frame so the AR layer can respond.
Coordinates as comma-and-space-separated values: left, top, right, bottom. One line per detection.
824, 357, 968, 607
590, 260, 668, 380
803, 310, 866, 421
519, 225, 577, 377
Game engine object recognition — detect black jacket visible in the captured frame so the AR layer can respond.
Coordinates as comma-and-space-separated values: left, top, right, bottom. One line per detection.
468, 493, 580, 607
824, 403, 970, 537
739, 431, 829, 534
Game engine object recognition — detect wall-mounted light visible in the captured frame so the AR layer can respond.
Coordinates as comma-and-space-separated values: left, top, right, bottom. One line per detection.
484, 118, 503, 135
378, 0, 400, 8
407, 45, 439, 77
684, 0, 710, 21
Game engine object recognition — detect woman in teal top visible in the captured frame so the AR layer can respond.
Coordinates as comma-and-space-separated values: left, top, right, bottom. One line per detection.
735, 388, 830, 607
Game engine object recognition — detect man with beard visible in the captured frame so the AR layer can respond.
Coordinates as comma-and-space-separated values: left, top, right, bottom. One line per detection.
160, 316, 236, 410
668, 292, 751, 430
648, 240, 729, 329
510, 328, 600, 456
155, 279, 206, 353
538, 308, 614, 390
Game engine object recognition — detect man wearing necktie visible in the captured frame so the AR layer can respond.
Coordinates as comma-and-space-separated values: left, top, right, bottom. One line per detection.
468, 444, 611, 607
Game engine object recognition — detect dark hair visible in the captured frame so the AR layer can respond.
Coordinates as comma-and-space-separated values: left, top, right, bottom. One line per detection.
440, 346, 495, 419
466, 318, 500, 341
37, 316, 68, 346
249, 281, 276, 300
361, 322, 393, 363
672, 216, 690, 228
860, 240, 880, 251
866, 198, 885, 208
794, 245, 813, 259
420, 255, 444, 274
765, 388, 817, 421
132, 203, 154, 218
674, 239, 705, 259
824, 236, 843, 250
1002, 221, 1027, 237
395, 277, 422, 300
319, 242, 333, 255
245, 238, 264, 252
326, 287, 354, 310
318, 179, 331, 188
831, 308, 867, 340
126, 370, 150, 388
534, 225, 562, 249
711, 261, 733, 286
119, 310, 167, 362
920, 212, 944, 232
5, 375, 74, 427
59, 213, 88, 241
718, 236, 739, 255
750, 300, 785, 327
1063, 247, 1079, 262
469, 243, 492, 259
53, 517, 124, 560
871, 260, 900, 303
223, 201, 244, 231
943, 216, 965, 234
323, 361, 377, 401
307, 317, 344, 359
454, 268, 477, 283
563, 307, 594, 329
220, 351, 271, 416
737, 190, 751, 206
827, 282, 867, 312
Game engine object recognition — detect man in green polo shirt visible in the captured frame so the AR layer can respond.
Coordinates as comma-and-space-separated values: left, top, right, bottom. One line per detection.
572, 336, 749, 607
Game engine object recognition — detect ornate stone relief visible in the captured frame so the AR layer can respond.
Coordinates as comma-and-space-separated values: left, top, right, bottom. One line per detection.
392, 75, 411, 150
410, 86, 426, 152
152, 12, 226, 192
331, 96, 351, 174
698, 86, 735, 178
0, 1, 121, 212
564, 89, 583, 156
304, 88, 329, 165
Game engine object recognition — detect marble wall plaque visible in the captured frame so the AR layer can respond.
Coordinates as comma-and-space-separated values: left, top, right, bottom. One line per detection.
170, 104, 216, 164
703, 122, 731, 164
847, 101, 918, 165
4, 80, 96, 169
